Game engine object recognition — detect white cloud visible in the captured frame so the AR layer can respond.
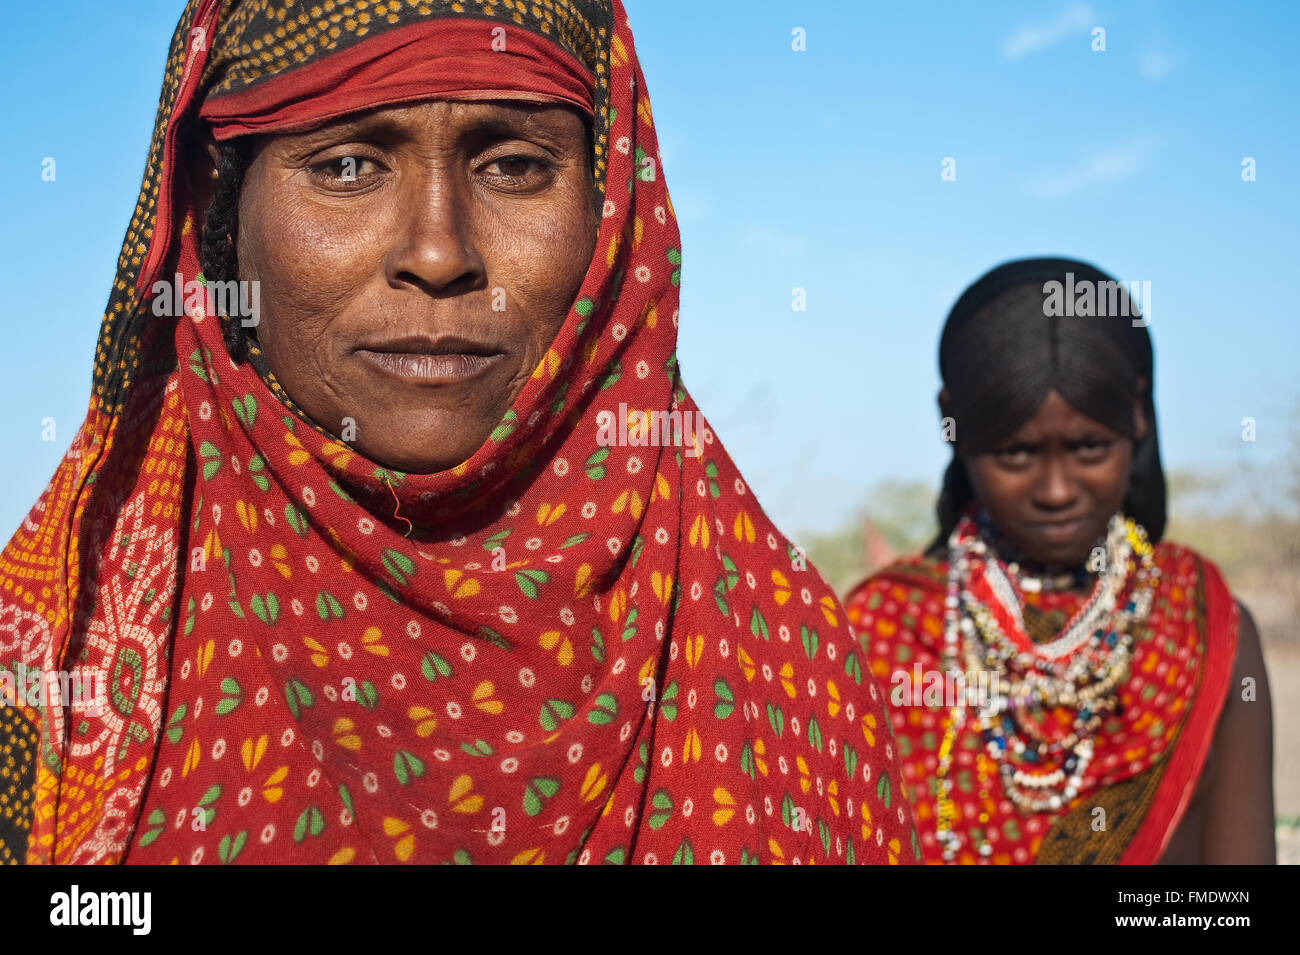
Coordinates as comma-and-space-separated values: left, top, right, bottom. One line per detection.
737, 225, 805, 257
656, 132, 676, 165
1140, 49, 1180, 80
1024, 138, 1161, 200
670, 188, 712, 224
1002, 3, 1097, 60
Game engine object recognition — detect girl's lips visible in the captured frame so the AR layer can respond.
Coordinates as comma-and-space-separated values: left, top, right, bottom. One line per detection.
356, 349, 503, 383
1029, 517, 1090, 541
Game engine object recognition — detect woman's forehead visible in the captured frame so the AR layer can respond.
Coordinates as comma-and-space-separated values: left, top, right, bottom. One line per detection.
280, 99, 588, 137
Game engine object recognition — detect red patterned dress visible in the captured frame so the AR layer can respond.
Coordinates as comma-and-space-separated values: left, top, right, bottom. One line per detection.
845, 541, 1237, 864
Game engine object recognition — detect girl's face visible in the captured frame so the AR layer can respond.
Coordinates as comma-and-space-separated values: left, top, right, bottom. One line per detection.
196, 99, 599, 474
962, 389, 1145, 567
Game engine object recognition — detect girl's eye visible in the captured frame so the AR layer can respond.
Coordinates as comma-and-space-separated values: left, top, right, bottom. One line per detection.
994, 446, 1033, 467
1075, 439, 1113, 461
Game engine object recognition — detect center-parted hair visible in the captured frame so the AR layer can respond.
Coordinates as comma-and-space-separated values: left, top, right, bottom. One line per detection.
932, 257, 1167, 550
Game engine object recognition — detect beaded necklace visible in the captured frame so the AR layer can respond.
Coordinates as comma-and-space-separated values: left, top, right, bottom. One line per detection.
933, 512, 1157, 861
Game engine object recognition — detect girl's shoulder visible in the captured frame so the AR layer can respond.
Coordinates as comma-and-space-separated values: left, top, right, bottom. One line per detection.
844, 553, 948, 609
1152, 537, 1214, 570
844, 554, 950, 654
845, 540, 1229, 601
1149, 538, 1236, 610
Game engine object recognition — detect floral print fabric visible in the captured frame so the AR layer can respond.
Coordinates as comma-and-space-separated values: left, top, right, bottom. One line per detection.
0, 0, 916, 865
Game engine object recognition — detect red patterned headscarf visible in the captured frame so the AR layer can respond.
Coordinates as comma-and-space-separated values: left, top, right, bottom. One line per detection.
0, 0, 917, 865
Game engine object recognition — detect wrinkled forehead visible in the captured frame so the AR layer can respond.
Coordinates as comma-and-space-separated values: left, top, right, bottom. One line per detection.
252, 96, 591, 143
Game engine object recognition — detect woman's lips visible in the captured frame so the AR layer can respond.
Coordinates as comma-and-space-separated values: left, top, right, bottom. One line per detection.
356, 349, 502, 383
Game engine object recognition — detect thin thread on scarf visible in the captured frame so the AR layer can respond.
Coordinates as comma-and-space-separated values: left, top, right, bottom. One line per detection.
382, 473, 413, 537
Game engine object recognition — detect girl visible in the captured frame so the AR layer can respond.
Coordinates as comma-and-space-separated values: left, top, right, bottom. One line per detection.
846, 257, 1275, 864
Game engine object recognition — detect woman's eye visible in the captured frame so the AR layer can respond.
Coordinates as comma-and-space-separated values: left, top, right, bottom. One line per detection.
312, 155, 379, 183
484, 156, 547, 181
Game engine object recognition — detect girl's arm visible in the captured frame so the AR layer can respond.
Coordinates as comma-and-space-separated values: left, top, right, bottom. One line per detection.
1200, 601, 1276, 863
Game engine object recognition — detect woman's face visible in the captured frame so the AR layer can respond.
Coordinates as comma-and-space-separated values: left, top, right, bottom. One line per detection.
214, 100, 598, 473
962, 390, 1145, 567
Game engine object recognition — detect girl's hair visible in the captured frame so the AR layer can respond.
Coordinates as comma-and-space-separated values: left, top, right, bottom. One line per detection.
197, 139, 250, 363
929, 256, 1167, 553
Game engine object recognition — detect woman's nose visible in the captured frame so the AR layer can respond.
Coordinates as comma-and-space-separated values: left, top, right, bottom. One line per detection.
384, 170, 486, 294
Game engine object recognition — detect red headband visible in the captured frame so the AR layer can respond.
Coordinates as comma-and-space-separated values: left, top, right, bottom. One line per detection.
198, 18, 596, 139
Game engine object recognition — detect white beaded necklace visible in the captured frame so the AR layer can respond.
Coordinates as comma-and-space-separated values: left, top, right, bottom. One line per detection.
933, 511, 1157, 860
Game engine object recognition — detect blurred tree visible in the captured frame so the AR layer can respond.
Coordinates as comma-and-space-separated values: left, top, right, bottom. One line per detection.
800, 479, 936, 595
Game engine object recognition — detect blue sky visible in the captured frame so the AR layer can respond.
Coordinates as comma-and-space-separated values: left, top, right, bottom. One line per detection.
1, 0, 1296, 542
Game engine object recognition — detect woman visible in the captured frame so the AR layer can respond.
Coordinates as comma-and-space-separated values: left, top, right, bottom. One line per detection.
0, 0, 915, 865
845, 258, 1275, 864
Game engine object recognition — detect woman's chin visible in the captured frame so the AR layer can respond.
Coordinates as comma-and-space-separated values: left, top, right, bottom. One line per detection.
330, 404, 497, 474
354, 433, 486, 475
